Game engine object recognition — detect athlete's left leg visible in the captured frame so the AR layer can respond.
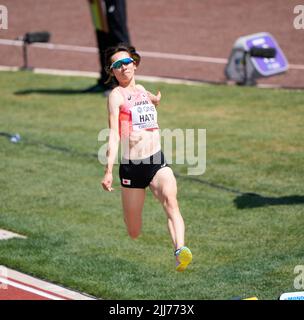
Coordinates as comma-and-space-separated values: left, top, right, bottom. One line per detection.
149, 167, 185, 250
149, 167, 192, 271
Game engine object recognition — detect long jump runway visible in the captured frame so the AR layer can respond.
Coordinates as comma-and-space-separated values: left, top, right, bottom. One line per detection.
0, 266, 96, 300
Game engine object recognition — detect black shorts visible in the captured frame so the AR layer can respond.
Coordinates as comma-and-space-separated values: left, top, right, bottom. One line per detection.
119, 150, 169, 188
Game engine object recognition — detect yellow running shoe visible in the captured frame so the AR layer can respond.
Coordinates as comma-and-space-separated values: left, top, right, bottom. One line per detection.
175, 246, 192, 272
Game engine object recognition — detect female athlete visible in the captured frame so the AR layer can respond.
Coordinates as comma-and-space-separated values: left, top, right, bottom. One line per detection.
101, 44, 192, 271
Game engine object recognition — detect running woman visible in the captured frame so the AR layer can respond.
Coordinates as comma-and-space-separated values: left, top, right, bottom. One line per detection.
101, 44, 192, 271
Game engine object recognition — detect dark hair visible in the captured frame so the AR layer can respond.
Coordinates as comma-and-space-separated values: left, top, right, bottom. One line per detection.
104, 43, 141, 85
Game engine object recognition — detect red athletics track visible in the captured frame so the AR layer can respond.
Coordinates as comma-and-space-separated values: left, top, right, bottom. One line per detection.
0, 267, 96, 300
0, 0, 303, 88
0, 278, 67, 300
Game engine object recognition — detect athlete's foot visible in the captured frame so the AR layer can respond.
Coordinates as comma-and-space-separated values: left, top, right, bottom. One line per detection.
175, 246, 192, 272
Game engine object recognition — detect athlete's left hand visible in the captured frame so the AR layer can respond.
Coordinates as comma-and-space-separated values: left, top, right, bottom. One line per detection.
148, 90, 161, 106
154, 91, 161, 106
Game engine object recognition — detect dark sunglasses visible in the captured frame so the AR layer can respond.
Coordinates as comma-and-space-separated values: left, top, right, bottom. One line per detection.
110, 57, 134, 70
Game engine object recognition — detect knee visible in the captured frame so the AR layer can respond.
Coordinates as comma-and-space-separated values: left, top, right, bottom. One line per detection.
124, 216, 141, 239
127, 228, 141, 239
163, 194, 178, 211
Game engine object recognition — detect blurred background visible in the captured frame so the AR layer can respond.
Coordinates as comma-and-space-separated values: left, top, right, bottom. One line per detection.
0, 0, 303, 88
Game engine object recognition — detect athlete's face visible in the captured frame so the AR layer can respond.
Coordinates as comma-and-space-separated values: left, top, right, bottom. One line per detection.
111, 51, 136, 83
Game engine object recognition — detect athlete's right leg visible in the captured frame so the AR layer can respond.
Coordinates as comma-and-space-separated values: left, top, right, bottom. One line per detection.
121, 187, 146, 239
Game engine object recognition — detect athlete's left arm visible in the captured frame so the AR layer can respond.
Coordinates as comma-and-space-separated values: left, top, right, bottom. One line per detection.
147, 90, 161, 106
137, 84, 161, 106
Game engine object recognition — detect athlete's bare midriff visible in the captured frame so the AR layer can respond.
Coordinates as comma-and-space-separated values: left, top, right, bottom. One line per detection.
121, 129, 161, 160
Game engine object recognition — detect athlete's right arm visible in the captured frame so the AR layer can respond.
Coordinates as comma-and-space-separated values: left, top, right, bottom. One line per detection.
101, 89, 123, 192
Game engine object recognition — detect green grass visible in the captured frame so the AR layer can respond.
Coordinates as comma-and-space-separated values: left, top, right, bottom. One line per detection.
0, 70, 303, 300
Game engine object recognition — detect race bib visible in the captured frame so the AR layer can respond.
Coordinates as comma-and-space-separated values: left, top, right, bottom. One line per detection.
130, 102, 158, 131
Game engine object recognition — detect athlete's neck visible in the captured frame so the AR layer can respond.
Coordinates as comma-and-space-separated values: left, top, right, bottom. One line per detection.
119, 78, 136, 91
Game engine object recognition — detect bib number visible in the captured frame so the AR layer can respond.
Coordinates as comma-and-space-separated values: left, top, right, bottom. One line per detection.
131, 104, 158, 130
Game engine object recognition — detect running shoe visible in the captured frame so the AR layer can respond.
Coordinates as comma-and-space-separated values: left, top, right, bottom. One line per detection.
175, 246, 192, 272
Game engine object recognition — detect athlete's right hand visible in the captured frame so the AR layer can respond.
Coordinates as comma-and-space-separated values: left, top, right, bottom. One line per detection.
101, 173, 114, 192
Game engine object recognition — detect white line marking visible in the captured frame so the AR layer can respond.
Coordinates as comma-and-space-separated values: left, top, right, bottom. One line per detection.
1, 65, 303, 90
0, 65, 209, 86
289, 64, 304, 70
0, 277, 65, 300
140, 51, 227, 64
33, 67, 99, 78
2, 266, 97, 300
32, 42, 98, 53
0, 39, 23, 46
1, 39, 303, 70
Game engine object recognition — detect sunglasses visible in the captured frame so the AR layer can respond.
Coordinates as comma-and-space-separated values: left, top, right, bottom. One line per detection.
110, 57, 134, 70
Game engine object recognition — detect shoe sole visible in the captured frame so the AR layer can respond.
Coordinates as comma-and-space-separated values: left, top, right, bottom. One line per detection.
176, 249, 192, 272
